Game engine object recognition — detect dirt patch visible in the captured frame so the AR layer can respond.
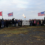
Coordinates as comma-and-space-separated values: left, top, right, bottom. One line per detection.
0, 26, 45, 45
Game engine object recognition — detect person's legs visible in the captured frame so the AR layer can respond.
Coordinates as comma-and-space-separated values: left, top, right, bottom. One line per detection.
0, 24, 1, 29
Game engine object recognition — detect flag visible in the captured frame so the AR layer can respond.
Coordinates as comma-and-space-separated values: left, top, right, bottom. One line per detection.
38, 12, 45, 16
8, 12, 13, 16
0, 12, 2, 16
22, 14, 26, 18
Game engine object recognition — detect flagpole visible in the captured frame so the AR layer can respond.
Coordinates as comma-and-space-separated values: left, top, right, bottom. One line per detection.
24, 17, 26, 21
44, 14, 45, 20
12, 12, 13, 19
44, 11, 45, 20
12, 12, 14, 19
24, 18, 25, 20
25, 17, 26, 20
2, 11, 3, 19
44, 11, 45, 25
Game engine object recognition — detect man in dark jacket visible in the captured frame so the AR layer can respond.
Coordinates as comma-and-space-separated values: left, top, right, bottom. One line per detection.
6, 20, 9, 27
18, 20, 20, 26
39, 20, 41, 26
4, 20, 6, 27
0, 20, 1, 29
44, 20, 45, 25
14, 20, 16, 27
19, 20, 22, 27
16, 20, 18, 27
30, 20, 33, 26
1, 19, 4, 28
42, 20, 44, 26
12, 18, 14, 26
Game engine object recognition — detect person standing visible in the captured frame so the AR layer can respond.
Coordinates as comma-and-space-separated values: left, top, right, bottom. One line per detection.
4, 20, 6, 27
18, 20, 20, 26
37, 20, 39, 26
20, 20, 22, 27
39, 20, 41, 26
41, 20, 43, 26
32, 20, 34, 26
29, 19, 31, 26
14, 20, 16, 27
0, 20, 1, 29
6, 20, 9, 27
16, 20, 18, 27
42, 20, 44, 26
1, 19, 4, 28
29, 19, 32, 26
34, 19, 36, 26
44, 20, 45, 25
12, 18, 14, 26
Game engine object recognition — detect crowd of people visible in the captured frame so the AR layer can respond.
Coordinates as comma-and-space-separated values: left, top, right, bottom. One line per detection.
0, 18, 22, 29
0, 18, 45, 29
29, 19, 45, 26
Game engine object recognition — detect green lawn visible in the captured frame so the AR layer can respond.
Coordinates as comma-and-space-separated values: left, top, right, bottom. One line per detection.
0, 26, 45, 34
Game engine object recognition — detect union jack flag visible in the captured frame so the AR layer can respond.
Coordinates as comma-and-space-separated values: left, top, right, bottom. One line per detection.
8, 12, 13, 16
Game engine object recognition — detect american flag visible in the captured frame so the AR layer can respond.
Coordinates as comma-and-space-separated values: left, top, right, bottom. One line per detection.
8, 12, 13, 16
38, 12, 45, 16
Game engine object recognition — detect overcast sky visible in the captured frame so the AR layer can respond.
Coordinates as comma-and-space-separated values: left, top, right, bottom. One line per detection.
0, 0, 45, 20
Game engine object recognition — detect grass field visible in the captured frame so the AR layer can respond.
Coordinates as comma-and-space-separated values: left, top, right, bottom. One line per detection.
0, 26, 45, 45
0, 26, 45, 34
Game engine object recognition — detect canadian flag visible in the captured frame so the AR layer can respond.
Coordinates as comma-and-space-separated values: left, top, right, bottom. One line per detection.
0, 12, 2, 16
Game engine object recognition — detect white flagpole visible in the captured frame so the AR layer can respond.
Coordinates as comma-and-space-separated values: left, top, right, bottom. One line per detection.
12, 12, 13, 19
25, 17, 26, 20
12, 12, 14, 20
2, 11, 3, 19
11, 12, 13, 19
44, 11, 45, 20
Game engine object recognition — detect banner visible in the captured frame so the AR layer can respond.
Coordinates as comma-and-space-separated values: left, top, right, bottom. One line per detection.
22, 20, 30, 25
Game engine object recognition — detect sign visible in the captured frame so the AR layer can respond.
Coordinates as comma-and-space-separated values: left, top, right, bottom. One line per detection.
22, 20, 30, 25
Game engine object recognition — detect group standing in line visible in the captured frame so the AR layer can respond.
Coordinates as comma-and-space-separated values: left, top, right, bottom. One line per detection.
0, 18, 45, 29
